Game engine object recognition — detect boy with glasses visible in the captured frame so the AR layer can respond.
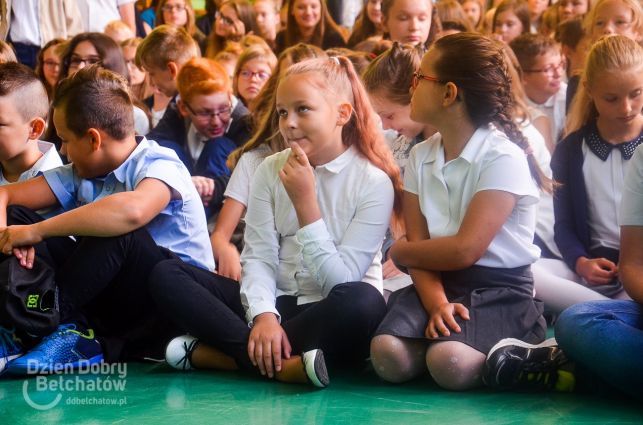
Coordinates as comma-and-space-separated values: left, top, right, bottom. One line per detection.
511, 33, 568, 144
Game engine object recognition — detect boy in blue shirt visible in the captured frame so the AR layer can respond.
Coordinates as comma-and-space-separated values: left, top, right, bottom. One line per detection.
0, 66, 214, 374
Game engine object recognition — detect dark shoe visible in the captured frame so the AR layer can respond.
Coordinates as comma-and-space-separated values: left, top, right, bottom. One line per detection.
483, 338, 573, 391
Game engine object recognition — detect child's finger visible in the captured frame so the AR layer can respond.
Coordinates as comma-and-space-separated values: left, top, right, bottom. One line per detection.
444, 311, 461, 333
272, 336, 282, 374
290, 142, 308, 165
454, 303, 470, 321
247, 339, 257, 366
255, 343, 266, 375
282, 332, 292, 359
26, 247, 35, 269
263, 340, 274, 378
434, 316, 450, 337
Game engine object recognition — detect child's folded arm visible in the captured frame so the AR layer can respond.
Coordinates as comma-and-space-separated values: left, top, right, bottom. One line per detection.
35, 177, 172, 239
0, 176, 59, 227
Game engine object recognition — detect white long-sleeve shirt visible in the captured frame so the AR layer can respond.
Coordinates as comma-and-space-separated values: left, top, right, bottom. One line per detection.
240, 146, 394, 323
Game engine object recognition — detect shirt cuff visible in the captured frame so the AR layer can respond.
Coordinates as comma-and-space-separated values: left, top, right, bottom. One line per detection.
296, 218, 330, 246
246, 303, 281, 326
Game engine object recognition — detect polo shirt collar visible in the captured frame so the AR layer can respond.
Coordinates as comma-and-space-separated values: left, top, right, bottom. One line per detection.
112, 136, 149, 182
315, 145, 357, 174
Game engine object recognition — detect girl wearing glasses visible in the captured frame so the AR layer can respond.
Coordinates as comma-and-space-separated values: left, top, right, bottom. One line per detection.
206, 0, 258, 58
35, 39, 65, 101
156, 0, 208, 54
233, 45, 277, 112
371, 33, 550, 391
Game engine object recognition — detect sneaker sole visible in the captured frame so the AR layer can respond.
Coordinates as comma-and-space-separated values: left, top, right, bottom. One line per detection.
487, 337, 558, 359
304, 349, 329, 388
7, 354, 104, 375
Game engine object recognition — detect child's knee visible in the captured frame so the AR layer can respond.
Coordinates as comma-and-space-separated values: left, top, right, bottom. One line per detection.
370, 334, 425, 383
426, 342, 485, 391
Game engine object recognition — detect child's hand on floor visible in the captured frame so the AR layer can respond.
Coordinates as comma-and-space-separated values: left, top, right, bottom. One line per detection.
575, 256, 618, 286
425, 302, 470, 339
248, 312, 292, 379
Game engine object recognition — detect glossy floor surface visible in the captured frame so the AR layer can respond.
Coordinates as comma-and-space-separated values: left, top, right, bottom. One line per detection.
1, 362, 642, 424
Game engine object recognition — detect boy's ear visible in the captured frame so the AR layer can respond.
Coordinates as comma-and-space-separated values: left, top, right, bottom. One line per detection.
167, 61, 180, 80
86, 128, 103, 152
337, 102, 353, 126
28, 117, 46, 140
177, 99, 190, 118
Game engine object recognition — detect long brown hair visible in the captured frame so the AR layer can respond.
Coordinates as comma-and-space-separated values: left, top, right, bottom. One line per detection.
283, 56, 404, 219
156, 0, 199, 36
206, 0, 258, 58
432, 33, 551, 192
347, 0, 383, 47
283, 0, 346, 48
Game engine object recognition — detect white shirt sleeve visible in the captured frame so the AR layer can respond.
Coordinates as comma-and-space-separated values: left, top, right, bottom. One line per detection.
620, 144, 643, 226
240, 160, 281, 323
403, 142, 421, 195
295, 172, 394, 297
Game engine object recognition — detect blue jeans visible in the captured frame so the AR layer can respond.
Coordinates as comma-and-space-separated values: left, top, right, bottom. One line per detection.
555, 300, 643, 399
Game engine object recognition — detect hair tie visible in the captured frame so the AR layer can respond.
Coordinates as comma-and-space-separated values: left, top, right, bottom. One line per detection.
368, 52, 377, 60
330, 56, 340, 65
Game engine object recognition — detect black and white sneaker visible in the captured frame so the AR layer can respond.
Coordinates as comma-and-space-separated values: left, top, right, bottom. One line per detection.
483, 337, 572, 391
302, 349, 330, 388
165, 335, 199, 371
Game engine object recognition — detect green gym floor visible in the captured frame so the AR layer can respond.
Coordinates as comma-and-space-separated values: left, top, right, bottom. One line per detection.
1, 362, 642, 425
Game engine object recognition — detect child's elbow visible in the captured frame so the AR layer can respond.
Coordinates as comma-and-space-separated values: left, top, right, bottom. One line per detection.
124, 205, 151, 229
454, 245, 484, 269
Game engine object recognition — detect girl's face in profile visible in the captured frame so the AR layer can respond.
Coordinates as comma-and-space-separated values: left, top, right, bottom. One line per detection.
123, 45, 146, 86
383, 0, 432, 46
369, 91, 426, 139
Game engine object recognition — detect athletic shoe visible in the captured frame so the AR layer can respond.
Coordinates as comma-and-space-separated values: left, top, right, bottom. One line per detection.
0, 327, 23, 375
7, 323, 103, 375
302, 349, 329, 388
165, 335, 198, 371
483, 337, 573, 391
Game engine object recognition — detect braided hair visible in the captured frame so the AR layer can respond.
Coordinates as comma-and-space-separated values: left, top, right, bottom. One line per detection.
432, 33, 552, 192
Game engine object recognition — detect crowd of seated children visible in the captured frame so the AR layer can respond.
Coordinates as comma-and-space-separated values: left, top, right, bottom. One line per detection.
0, 0, 642, 402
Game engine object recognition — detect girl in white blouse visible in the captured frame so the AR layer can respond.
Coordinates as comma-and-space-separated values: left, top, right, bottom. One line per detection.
370, 33, 551, 391
149, 56, 402, 387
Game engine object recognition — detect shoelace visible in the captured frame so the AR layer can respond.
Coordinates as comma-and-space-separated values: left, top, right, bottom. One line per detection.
177, 339, 199, 370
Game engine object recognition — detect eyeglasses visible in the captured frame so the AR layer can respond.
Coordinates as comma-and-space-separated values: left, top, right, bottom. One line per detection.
216, 11, 236, 26
523, 61, 567, 76
411, 71, 442, 90
162, 4, 186, 12
69, 55, 102, 69
43, 60, 61, 68
239, 70, 271, 81
185, 102, 233, 120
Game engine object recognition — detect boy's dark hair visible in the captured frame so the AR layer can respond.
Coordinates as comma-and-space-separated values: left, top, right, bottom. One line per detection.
52, 66, 134, 140
0, 62, 49, 121
509, 33, 559, 71
555, 17, 584, 49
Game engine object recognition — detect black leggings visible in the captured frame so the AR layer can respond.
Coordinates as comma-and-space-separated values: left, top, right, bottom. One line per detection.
6, 205, 179, 361
149, 259, 387, 371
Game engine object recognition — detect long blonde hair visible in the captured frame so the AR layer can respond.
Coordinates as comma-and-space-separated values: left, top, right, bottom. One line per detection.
565, 35, 643, 136
583, 0, 643, 41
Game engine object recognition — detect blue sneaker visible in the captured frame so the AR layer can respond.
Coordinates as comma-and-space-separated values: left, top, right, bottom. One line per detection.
0, 327, 24, 375
7, 324, 103, 375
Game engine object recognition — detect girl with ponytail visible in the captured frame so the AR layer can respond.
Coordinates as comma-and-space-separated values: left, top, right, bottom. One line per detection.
371, 33, 550, 391
149, 55, 401, 388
